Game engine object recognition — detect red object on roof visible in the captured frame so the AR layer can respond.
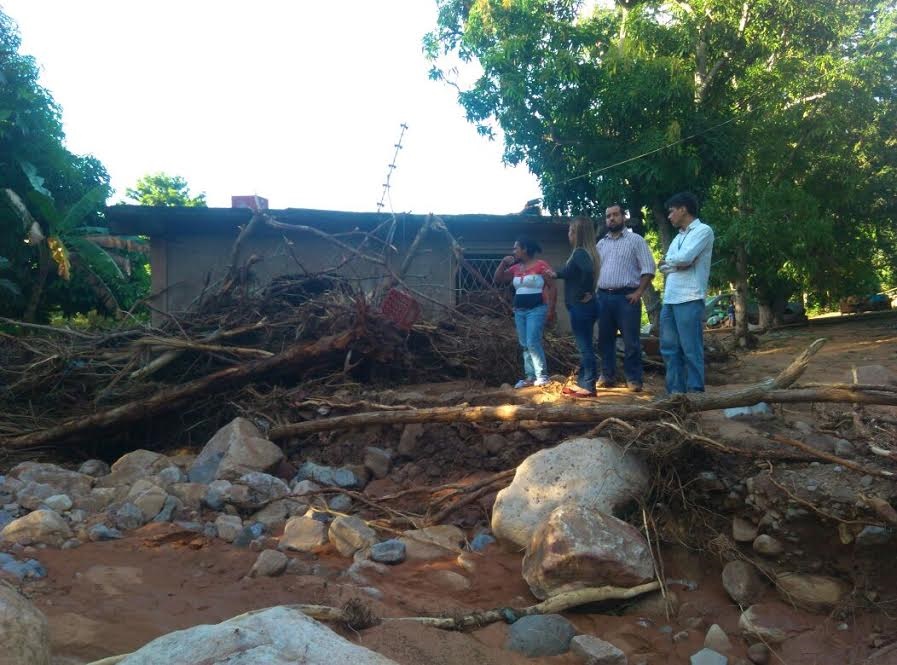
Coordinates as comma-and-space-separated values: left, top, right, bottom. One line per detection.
231, 195, 269, 211
381, 288, 421, 331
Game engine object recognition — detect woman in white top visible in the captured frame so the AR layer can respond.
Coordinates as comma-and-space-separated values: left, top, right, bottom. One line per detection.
494, 237, 557, 388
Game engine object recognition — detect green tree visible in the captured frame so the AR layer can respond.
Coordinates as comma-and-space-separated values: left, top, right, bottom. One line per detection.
426, 0, 897, 330
1, 9, 126, 321
125, 172, 207, 207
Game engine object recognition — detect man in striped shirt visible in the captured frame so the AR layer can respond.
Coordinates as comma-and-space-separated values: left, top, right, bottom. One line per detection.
595, 204, 657, 391
659, 192, 715, 393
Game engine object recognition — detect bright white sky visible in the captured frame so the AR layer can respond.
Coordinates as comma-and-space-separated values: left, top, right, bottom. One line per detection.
2, 1, 543, 214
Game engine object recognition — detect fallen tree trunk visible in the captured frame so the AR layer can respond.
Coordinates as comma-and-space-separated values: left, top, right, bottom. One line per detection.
0, 328, 359, 450
266, 339, 894, 440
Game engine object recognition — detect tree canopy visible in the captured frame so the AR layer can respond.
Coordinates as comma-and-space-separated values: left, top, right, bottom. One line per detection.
425, 0, 897, 318
125, 172, 207, 207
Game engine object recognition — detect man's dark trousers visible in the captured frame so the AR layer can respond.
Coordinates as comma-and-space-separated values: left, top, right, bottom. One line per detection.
597, 289, 642, 385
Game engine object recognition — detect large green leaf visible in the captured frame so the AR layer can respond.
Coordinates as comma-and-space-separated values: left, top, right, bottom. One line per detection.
58, 185, 109, 233
18, 160, 53, 198
66, 236, 125, 280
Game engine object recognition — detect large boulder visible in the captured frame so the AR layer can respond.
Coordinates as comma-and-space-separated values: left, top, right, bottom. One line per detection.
492, 437, 648, 549
0, 581, 50, 665
9, 462, 93, 498
522, 503, 655, 600
1, 509, 73, 547
116, 606, 398, 664
96, 450, 170, 488
188, 418, 283, 483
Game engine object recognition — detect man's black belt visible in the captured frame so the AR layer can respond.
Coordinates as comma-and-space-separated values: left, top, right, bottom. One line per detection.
599, 287, 637, 294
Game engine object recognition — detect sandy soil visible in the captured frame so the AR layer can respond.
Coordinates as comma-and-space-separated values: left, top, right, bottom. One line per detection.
9, 311, 897, 664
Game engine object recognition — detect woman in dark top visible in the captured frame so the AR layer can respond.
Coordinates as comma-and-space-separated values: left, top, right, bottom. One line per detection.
549, 216, 601, 397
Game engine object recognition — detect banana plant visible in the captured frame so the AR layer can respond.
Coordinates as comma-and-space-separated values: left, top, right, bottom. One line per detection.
4, 184, 147, 321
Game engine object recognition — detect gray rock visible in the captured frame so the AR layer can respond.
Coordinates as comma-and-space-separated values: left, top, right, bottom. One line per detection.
0, 510, 14, 530
0, 554, 46, 580
232, 472, 290, 510
74, 487, 117, 514
9, 462, 94, 498
505, 614, 576, 657
724, 402, 773, 420
204, 479, 232, 511
78, 459, 110, 477
279, 516, 329, 552
111, 605, 398, 664
732, 517, 758, 542
774, 573, 849, 612
169, 483, 208, 511
329, 515, 378, 557
0, 580, 51, 665
1, 509, 73, 547
17, 481, 58, 510
248, 549, 288, 577
295, 461, 362, 489
43, 494, 73, 513
128, 480, 169, 521
347, 559, 389, 586
251, 499, 305, 530
704, 625, 732, 653
431, 569, 471, 592
747, 643, 770, 664
233, 522, 266, 548
492, 436, 649, 550
327, 494, 353, 512
398, 423, 425, 456
691, 648, 727, 665
469, 533, 496, 552
739, 603, 812, 644
188, 417, 284, 483
483, 434, 508, 455
363, 447, 392, 479
833, 439, 855, 457
113, 502, 146, 531
856, 526, 895, 547
96, 450, 169, 488
398, 525, 465, 560
155, 466, 187, 488
215, 514, 244, 542
290, 479, 321, 496
152, 495, 182, 523
523, 504, 654, 600
752, 535, 784, 556
89, 524, 123, 541
371, 539, 406, 564
569, 635, 627, 664
722, 561, 765, 606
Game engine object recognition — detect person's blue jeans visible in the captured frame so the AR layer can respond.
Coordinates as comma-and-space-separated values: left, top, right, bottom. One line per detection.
568, 301, 598, 391
660, 299, 706, 393
597, 291, 643, 384
514, 304, 549, 380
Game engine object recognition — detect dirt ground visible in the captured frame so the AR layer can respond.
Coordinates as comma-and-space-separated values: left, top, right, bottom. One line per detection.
10, 311, 897, 665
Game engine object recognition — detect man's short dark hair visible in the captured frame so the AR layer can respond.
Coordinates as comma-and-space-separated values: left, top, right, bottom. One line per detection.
665, 192, 699, 217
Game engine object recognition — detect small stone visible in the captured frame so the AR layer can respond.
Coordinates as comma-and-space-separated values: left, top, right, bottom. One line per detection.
859, 475, 874, 489
431, 569, 470, 592
327, 494, 353, 512
469, 533, 496, 552
152, 495, 182, 523
248, 549, 288, 577
722, 561, 765, 606
704, 624, 732, 653
295, 461, 362, 489
398, 423, 424, 456
691, 648, 727, 665
363, 447, 392, 479
278, 516, 328, 552
42, 494, 73, 513
62, 538, 81, 549
290, 479, 321, 496
78, 459, 110, 477
112, 502, 146, 531
673, 630, 690, 643
752, 535, 784, 556
370, 539, 405, 564
856, 526, 894, 547
328, 515, 378, 558
0, 556, 47, 580
156, 466, 187, 487
399, 525, 465, 560
233, 522, 266, 548
774, 572, 849, 612
214, 514, 243, 542
569, 634, 627, 664
88, 524, 123, 541
505, 614, 576, 657
483, 434, 507, 455
127, 481, 169, 521
747, 643, 770, 664
732, 517, 758, 542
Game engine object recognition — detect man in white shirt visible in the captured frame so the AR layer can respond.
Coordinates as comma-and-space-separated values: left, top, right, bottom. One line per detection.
659, 192, 714, 393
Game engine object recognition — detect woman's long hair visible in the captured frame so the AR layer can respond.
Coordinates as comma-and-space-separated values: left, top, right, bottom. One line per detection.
570, 215, 600, 291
